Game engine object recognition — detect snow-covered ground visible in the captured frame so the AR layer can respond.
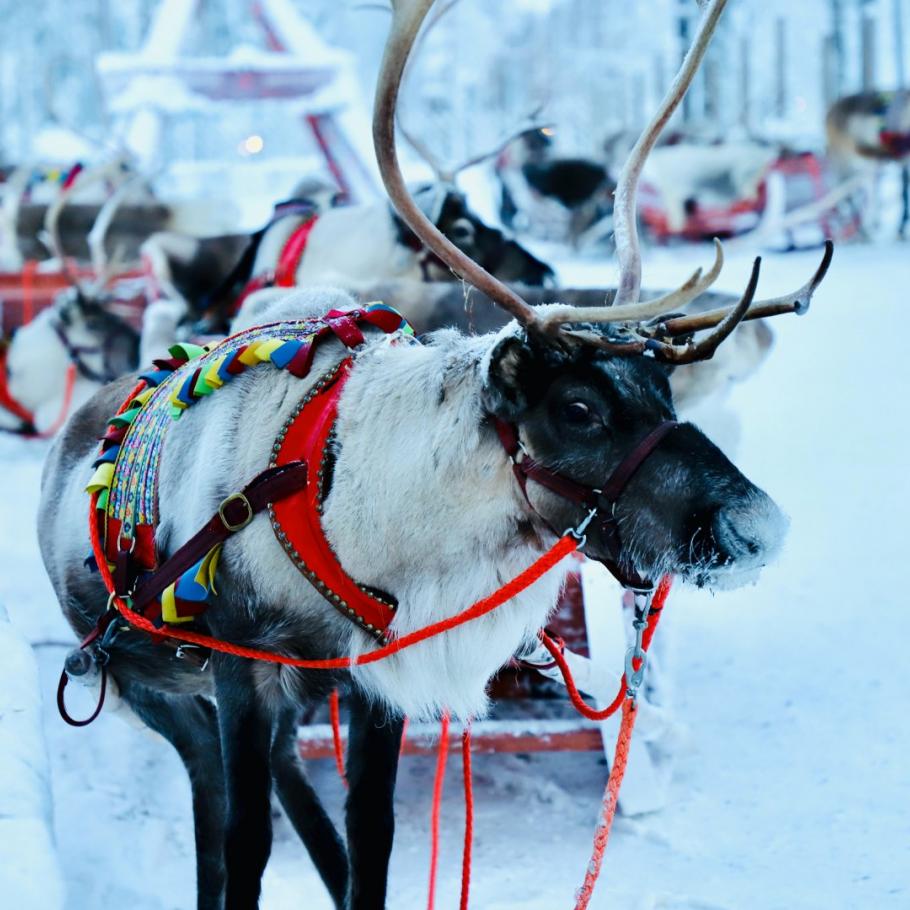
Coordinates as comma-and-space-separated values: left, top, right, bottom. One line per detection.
0, 241, 907, 910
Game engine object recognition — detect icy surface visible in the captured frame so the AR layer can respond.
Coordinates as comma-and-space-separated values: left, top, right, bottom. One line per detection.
0, 243, 908, 908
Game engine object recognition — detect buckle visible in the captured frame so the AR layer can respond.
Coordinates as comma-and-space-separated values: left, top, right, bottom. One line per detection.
218, 492, 253, 532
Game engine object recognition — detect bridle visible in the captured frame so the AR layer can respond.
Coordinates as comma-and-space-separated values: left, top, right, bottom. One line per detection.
51, 297, 138, 385
495, 418, 680, 591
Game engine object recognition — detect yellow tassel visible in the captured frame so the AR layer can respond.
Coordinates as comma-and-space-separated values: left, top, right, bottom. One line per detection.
85, 463, 115, 494
238, 343, 264, 366
161, 585, 193, 624
200, 544, 222, 594
205, 357, 227, 389
253, 338, 284, 362
130, 387, 155, 408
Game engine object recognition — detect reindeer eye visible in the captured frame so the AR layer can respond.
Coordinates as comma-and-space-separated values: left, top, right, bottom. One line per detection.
562, 400, 594, 425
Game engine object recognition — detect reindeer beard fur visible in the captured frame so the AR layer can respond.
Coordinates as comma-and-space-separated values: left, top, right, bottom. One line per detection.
155, 289, 565, 722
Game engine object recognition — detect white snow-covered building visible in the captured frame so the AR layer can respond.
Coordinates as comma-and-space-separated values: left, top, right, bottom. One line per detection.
95, 0, 380, 228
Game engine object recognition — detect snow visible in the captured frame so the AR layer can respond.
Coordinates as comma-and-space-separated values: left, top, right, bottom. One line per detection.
0, 242, 908, 908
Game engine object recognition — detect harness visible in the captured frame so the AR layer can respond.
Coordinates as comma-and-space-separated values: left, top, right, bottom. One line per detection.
0, 335, 78, 438
85, 304, 412, 641
65, 309, 678, 717
204, 199, 321, 323
0, 340, 36, 431
50, 315, 131, 385
495, 418, 679, 590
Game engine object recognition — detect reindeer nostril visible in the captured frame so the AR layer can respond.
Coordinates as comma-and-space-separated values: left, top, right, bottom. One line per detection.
711, 495, 787, 565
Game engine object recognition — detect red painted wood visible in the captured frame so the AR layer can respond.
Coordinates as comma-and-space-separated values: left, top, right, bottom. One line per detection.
298, 721, 602, 760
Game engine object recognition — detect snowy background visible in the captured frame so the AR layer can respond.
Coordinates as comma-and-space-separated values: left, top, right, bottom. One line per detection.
3, 243, 908, 909
1, 1, 909, 909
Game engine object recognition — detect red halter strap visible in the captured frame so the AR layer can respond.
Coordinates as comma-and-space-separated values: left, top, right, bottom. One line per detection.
274, 216, 319, 287
495, 418, 679, 590
0, 343, 36, 430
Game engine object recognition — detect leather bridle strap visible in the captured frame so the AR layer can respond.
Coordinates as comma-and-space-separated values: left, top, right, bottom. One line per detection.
495, 418, 679, 589
129, 461, 309, 613
51, 319, 114, 384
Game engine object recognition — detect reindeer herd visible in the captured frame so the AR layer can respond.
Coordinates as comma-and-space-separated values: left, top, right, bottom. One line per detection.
0, 0, 892, 907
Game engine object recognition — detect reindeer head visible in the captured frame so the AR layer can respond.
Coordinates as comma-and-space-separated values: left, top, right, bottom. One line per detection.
8, 163, 142, 400
391, 184, 555, 285
375, 0, 831, 589
386, 0, 554, 287
481, 323, 786, 588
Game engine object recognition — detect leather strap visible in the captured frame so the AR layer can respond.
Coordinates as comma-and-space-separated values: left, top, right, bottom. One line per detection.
495, 417, 679, 589
130, 461, 309, 612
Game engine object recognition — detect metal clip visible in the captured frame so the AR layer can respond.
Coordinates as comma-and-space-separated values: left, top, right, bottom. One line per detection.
624, 590, 653, 699
564, 507, 598, 549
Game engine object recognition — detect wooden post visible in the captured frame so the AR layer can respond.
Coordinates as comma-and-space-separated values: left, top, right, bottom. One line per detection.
679, 10, 692, 123
704, 49, 718, 122
653, 51, 666, 109
775, 17, 787, 119
632, 72, 647, 131
830, 0, 846, 98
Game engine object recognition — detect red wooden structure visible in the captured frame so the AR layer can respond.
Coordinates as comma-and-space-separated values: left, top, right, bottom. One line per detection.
297, 568, 608, 761
639, 150, 863, 243
0, 266, 146, 337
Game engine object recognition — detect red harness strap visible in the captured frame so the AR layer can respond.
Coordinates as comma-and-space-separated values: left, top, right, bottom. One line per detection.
229, 216, 319, 315
274, 216, 319, 287
270, 358, 398, 639
0, 344, 36, 427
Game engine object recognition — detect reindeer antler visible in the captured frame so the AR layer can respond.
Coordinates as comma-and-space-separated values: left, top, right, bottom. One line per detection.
43, 157, 130, 295
374, 0, 831, 366
538, 0, 732, 342
374, 0, 542, 330
86, 173, 144, 292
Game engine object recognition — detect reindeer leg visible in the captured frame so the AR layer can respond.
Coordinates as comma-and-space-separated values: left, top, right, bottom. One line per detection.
345, 689, 404, 910
271, 707, 349, 908
214, 656, 274, 910
120, 681, 226, 910
900, 165, 909, 239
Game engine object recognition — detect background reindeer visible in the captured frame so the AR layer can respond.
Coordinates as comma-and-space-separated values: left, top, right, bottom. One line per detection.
38, 2, 831, 909
826, 89, 910, 238
1, 166, 142, 434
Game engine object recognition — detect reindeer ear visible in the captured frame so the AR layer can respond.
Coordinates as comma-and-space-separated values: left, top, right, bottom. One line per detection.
482, 334, 535, 419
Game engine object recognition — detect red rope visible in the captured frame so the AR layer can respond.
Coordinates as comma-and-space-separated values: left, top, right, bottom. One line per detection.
328, 689, 347, 787
561, 576, 672, 909
459, 725, 474, 910
88, 461, 578, 670
427, 712, 451, 910
574, 698, 638, 910
540, 575, 672, 721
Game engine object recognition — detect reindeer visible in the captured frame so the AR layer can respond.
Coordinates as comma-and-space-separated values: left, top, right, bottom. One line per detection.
39, 2, 831, 908
497, 126, 616, 246
826, 89, 910, 238
147, 7, 554, 337
1, 167, 142, 434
